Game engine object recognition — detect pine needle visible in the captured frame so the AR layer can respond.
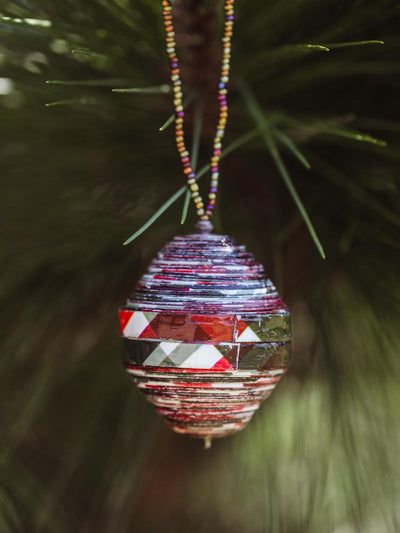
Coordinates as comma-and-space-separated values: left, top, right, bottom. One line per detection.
267, 135, 326, 259
159, 92, 197, 132
274, 213, 303, 247
181, 98, 204, 224
273, 129, 311, 169
282, 44, 330, 52
71, 49, 106, 57
158, 113, 175, 132
112, 85, 171, 94
123, 187, 186, 245
309, 152, 400, 230
0, 16, 51, 27
46, 79, 132, 87
45, 96, 98, 107
190, 98, 204, 172
221, 128, 260, 157
239, 80, 326, 259
123, 128, 261, 245
282, 114, 387, 147
325, 40, 384, 49
180, 190, 191, 225
311, 121, 387, 146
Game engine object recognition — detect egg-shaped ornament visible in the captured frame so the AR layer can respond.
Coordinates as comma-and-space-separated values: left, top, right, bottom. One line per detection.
119, 221, 292, 447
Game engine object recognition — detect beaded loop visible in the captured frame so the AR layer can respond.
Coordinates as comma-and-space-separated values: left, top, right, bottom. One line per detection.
161, 0, 235, 221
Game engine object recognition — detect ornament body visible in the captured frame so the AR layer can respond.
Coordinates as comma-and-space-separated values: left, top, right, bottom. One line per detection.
119, 231, 291, 440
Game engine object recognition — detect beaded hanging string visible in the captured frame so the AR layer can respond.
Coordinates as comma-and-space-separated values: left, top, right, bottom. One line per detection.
161, 0, 235, 222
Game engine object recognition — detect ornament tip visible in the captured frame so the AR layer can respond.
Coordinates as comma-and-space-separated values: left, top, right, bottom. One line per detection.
203, 436, 212, 450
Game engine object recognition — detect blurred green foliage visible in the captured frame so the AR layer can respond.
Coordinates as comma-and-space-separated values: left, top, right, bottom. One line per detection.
1, 0, 399, 531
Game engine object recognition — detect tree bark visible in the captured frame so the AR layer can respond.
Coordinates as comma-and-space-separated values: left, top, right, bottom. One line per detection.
172, 0, 222, 138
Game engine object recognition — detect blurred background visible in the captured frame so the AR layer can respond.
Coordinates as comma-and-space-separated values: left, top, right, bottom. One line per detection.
1, 0, 400, 531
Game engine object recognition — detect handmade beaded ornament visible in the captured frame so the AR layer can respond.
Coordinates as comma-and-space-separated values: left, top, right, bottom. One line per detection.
119, 0, 292, 446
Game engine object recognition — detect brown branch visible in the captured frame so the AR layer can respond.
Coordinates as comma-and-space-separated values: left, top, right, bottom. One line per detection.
172, 0, 222, 139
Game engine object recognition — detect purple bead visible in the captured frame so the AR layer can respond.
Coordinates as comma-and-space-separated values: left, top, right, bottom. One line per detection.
207, 204, 213, 210
171, 62, 178, 68
226, 15, 234, 20
188, 173, 196, 179
211, 167, 218, 172
177, 111, 184, 117
210, 187, 218, 193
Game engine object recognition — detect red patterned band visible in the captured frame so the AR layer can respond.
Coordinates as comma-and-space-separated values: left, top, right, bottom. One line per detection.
119, 309, 291, 343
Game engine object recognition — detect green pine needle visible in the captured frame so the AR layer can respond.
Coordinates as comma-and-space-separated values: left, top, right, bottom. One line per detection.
123, 187, 186, 245
221, 128, 260, 157
239, 80, 326, 259
180, 190, 191, 225
284, 44, 330, 52
266, 135, 326, 259
325, 40, 384, 49
180, 98, 204, 225
273, 129, 311, 169
310, 121, 387, 146
112, 85, 171, 94
71, 49, 105, 57
159, 92, 197, 132
309, 152, 400, 230
45, 97, 99, 107
123, 128, 261, 245
46, 79, 131, 87
158, 113, 175, 132
330, 129, 387, 147
190, 99, 204, 172
282, 114, 387, 147
0, 16, 51, 27
274, 213, 303, 247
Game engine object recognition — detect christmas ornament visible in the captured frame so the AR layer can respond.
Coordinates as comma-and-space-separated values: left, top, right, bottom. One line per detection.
119, 0, 292, 445
119, 222, 291, 446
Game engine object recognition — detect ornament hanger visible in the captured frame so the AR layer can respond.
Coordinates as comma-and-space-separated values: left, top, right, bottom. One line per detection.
161, 0, 235, 222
